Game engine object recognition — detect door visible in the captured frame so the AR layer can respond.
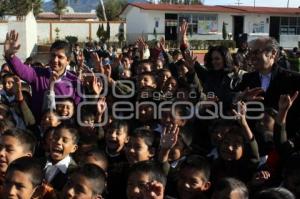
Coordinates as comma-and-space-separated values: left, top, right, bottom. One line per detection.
269, 16, 280, 42
233, 16, 244, 42
165, 13, 178, 41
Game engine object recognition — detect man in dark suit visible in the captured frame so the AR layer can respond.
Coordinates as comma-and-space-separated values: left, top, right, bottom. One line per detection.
236, 37, 300, 135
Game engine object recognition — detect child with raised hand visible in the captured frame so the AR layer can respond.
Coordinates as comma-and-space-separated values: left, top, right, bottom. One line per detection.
127, 161, 166, 199
274, 91, 299, 154
211, 101, 260, 184
43, 123, 78, 191
0, 74, 35, 128
273, 91, 300, 198
125, 127, 158, 166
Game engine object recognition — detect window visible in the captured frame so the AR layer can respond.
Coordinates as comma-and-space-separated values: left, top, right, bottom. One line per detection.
280, 17, 300, 35
178, 14, 218, 35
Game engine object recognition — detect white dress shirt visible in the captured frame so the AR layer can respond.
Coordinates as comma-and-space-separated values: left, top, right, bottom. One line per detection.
44, 155, 71, 183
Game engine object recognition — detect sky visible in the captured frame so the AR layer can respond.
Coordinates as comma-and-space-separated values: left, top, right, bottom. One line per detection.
44, 0, 300, 7
204, 0, 299, 7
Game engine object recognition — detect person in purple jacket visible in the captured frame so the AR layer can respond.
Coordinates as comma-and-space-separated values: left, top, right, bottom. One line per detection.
3, 30, 82, 121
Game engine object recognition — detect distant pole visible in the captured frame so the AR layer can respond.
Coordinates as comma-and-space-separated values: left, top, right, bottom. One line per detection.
254, 0, 256, 7
235, 0, 243, 6
287, 0, 290, 8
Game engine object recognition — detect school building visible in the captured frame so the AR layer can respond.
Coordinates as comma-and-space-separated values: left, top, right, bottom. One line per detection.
120, 2, 300, 48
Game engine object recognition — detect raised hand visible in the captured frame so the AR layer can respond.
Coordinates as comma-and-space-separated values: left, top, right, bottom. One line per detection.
159, 37, 166, 50
137, 37, 146, 51
183, 50, 197, 70
160, 124, 180, 150
103, 64, 113, 84
252, 170, 271, 186
90, 52, 102, 72
141, 181, 164, 199
277, 91, 299, 124
233, 101, 254, 141
92, 73, 103, 96
232, 101, 247, 123
96, 97, 107, 123
4, 30, 21, 58
278, 91, 299, 112
179, 19, 189, 46
239, 87, 265, 101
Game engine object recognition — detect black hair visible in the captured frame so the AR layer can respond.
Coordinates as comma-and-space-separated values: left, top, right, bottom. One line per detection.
212, 177, 248, 199
80, 109, 96, 121
138, 59, 153, 67
138, 71, 156, 83
157, 68, 171, 75
232, 53, 243, 67
178, 128, 193, 148
130, 127, 156, 148
255, 187, 295, 199
42, 109, 60, 118
180, 155, 211, 182
205, 45, 233, 70
6, 157, 43, 187
173, 103, 191, 118
50, 40, 72, 59
55, 97, 75, 105
85, 148, 108, 170
54, 123, 79, 144
2, 128, 37, 155
75, 164, 106, 195
128, 161, 167, 186
2, 73, 15, 81
108, 120, 129, 135
221, 125, 244, 145
0, 119, 15, 133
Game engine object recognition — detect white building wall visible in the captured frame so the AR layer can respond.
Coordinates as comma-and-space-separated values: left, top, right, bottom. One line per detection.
7, 11, 37, 60
91, 22, 123, 42
125, 7, 149, 42
52, 23, 90, 41
36, 21, 123, 43
0, 22, 8, 43
37, 23, 50, 43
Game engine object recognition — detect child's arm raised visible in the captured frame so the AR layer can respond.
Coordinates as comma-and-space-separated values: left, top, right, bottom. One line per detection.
274, 91, 298, 149
158, 124, 179, 163
233, 101, 253, 141
233, 101, 259, 162
4, 30, 37, 84
15, 76, 36, 126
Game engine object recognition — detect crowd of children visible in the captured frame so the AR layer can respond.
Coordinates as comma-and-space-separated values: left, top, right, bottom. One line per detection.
0, 19, 300, 199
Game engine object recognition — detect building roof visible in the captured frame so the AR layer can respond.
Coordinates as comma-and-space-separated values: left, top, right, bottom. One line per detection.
121, 2, 300, 15
37, 12, 98, 20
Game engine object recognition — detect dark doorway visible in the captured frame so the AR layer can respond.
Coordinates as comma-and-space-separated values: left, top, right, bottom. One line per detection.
233, 16, 244, 42
270, 17, 280, 42
165, 13, 178, 41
